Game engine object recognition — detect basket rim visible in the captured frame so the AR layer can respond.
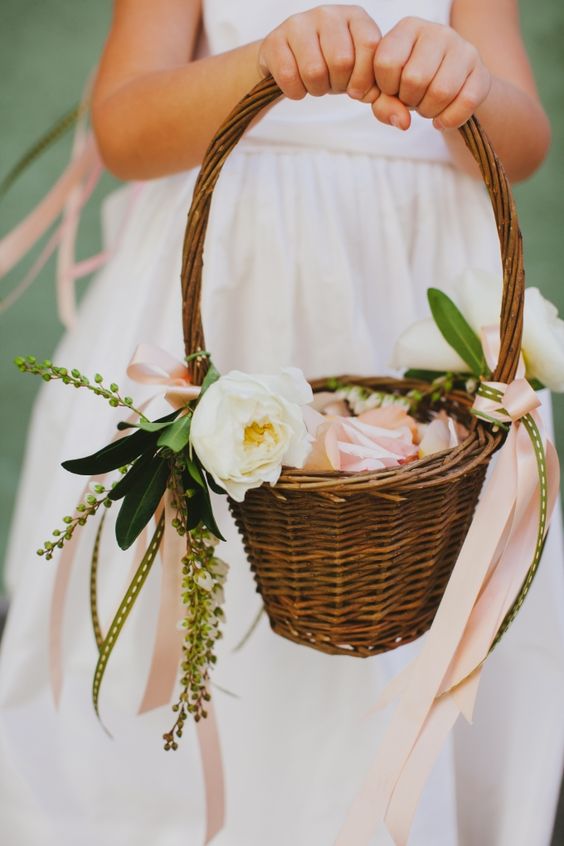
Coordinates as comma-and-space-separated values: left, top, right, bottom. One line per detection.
273, 426, 499, 493
265, 372, 503, 494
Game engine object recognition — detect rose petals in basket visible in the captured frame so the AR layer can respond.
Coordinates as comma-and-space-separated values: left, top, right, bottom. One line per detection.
303, 406, 418, 472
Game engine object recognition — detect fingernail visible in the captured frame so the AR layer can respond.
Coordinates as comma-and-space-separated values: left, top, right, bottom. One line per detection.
390, 115, 403, 130
433, 118, 444, 130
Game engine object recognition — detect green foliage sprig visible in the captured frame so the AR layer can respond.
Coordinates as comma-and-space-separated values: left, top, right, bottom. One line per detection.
328, 373, 469, 418
15, 352, 229, 746
164, 523, 228, 750
36, 480, 117, 560
14, 357, 147, 418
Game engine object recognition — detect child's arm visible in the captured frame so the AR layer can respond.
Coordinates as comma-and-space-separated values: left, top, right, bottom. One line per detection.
92, 2, 392, 179
369, 2, 550, 181
92, 2, 548, 183
450, 0, 550, 180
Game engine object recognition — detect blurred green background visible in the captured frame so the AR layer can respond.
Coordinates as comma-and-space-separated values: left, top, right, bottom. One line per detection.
1, 0, 564, 595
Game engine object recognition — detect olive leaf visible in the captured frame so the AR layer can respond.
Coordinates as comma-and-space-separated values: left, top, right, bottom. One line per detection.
108, 451, 157, 502
186, 455, 205, 488
115, 456, 170, 550
404, 368, 451, 382
63, 410, 178, 475
200, 362, 220, 396
117, 411, 180, 432
157, 414, 192, 453
62, 429, 155, 476
427, 288, 489, 378
182, 469, 225, 541
204, 470, 227, 496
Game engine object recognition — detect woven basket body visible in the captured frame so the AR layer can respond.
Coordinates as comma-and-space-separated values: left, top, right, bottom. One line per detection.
181, 78, 524, 658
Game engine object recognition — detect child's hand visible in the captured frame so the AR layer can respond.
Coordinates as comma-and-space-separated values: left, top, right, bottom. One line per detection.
372, 17, 492, 130
258, 5, 403, 110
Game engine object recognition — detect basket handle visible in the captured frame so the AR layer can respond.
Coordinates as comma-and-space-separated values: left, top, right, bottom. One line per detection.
181, 75, 524, 386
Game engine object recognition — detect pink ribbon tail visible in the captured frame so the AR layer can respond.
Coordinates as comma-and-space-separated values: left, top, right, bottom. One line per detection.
337, 375, 559, 846
138, 492, 185, 713
197, 699, 226, 845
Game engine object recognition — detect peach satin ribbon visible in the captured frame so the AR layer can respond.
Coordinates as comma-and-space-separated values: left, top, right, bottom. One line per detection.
337, 332, 560, 845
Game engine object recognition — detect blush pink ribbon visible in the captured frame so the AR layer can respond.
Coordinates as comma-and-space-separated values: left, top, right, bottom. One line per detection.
336, 328, 560, 845
0, 109, 144, 327
127, 343, 201, 409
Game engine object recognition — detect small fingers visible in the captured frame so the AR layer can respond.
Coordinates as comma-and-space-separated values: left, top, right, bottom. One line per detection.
258, 32, 307, 99
373, 17, 420, 96
433, 65, 491, 129
371, 92, 411, 130
318, 19, 355, 93
347, 14, 382, 100
416, 48, 473, 119
286, 18, 330, 96
398, 34, 447, 108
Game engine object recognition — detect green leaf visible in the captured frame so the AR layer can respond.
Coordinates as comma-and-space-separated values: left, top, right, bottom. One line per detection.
62, 429, 155, 475
198, 479, 225, 540
138, 418, 180, 433
157, 414, 192, 452
62, 410, 178, 475
115, 456, 170, 550
200, 362, 220, 396
117, 411, 180, 432
186, 456, 205, 488
204, 470, 227, 496
182, 470, 225, 541
185, 487, 204, 532
404, 369, 450, 382
529, 378, 545, 391
427, 288, 488, 377
108, 451, 157, 502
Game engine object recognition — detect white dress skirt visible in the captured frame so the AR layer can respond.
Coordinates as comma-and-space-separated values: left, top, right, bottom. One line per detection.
1, 1, 563, 844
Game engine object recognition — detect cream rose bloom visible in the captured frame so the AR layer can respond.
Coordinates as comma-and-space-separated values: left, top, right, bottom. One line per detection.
391, 317, 469, 373
391, 269, 564, 391
190, 368, 313, 501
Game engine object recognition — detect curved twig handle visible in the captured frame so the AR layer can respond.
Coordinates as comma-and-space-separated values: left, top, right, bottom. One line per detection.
181, 75, 524, 386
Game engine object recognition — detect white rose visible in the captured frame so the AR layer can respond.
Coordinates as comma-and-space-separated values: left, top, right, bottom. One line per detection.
453, 268, 502, 333
390, 317, 470, 373
453, 270, 564, 391
190, 367, 313, 501
521, 288, 564, 391
391, 269, 564, 391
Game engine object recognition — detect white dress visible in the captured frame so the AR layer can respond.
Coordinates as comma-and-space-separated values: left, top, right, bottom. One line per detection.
1, 1, 563, 845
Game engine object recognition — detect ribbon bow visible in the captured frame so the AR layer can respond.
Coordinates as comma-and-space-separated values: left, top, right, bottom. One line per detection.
337, 330, 560, 846
127, 343, 201, 409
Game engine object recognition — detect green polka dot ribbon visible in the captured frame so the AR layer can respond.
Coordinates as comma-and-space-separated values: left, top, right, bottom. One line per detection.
474, 382, 549, 653
91, 513, 165, 730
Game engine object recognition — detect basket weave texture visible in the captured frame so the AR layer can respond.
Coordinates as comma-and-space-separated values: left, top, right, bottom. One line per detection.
180, 77, 525, 657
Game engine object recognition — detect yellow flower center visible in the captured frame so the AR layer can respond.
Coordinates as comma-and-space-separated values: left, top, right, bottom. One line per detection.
244, 420, 278, 447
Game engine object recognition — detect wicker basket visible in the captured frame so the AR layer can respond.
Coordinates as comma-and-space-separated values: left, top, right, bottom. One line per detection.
180, 76, 524, 658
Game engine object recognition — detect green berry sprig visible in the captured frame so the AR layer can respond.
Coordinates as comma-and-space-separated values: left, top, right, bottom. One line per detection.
163, 527, 228, 750
14, 357, 147, 420
36, 478, 125, 561
167, 457, 189, 538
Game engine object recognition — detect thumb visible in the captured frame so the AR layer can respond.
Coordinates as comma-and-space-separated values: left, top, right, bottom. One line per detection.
371, 92, 411, 130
